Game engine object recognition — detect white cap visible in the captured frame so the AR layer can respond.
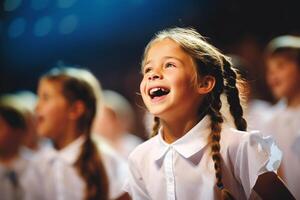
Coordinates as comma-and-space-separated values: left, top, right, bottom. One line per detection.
267, 35, 300, 53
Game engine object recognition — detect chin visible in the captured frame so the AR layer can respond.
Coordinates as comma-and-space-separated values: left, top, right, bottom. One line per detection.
147, 106, 166, 116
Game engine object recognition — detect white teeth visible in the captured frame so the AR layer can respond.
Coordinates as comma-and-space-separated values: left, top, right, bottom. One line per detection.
150, 88, 160, 95
149, 87, 167, 95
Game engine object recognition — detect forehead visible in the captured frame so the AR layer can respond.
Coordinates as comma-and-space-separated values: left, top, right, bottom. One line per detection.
267, 54, 298, 66
145, 38, 193, 63
38, 78, 63, 94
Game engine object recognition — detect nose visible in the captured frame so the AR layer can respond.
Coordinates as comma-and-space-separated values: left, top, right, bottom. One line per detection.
148, 72, 162, 80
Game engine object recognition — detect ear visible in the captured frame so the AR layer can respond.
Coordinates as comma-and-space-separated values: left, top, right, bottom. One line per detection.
69, 101, 85, 120
197, 75, 216, 94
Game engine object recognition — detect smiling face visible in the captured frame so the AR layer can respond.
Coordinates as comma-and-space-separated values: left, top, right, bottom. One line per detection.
140, 38, 205, 121
266, 54, 300, 100
35, 79, 71, 141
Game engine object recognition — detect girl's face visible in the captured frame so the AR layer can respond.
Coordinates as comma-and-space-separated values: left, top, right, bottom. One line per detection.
140, 38, 203, 121
35, 79, 71, 140
266, 55, 300, 99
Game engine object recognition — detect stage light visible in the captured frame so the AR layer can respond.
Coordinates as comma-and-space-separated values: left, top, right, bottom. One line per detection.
33, 16, 53, 37
58, 14, 78, 35
7, 17, 26, 38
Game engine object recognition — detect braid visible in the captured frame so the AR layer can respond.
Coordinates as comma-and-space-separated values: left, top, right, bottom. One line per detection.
150, 116, 160, 137
75, 136, 109, 200
207, 90, 235, 200
222, 57, 247, 131
201, 62, 235, 199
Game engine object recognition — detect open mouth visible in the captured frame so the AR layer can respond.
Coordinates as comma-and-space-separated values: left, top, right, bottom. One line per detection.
148, 87, 170, 99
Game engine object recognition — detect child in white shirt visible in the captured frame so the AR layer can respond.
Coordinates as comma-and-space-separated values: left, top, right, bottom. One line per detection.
92, 90, 142, 159
264, 35, 300, 199
23, 67, 129, 200
0, 104, 29, 200
124, 27, 294, 200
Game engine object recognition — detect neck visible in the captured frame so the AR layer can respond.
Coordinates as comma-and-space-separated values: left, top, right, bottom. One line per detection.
103, 129, 123, 142
54, 126, 83, 150
161, 114, 201, 144
286, 91, 300, 108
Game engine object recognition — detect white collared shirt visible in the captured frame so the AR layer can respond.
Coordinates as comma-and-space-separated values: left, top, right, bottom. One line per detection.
264, 102, 300, 199
23, 136, 128, 200
124, 116, 281, 200
0, 155, 29, 200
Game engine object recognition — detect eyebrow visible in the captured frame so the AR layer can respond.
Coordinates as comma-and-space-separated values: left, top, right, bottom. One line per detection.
144, 56, 184, 66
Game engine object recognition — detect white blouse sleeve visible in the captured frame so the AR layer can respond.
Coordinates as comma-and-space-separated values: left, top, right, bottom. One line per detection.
123, 154, 151, 200
231, 130, 282, 198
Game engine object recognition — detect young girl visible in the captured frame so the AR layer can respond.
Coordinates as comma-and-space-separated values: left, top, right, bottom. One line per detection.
0, 103, 28, 200
264, 35, 300, 199
124, 28, 294, 200
92, 90, 142, 159
23, 67, 110, 200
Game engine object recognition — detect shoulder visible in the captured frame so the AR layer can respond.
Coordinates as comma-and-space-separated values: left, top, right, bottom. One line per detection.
221, 125, 263, 147
221, 126, 264, 157
128, 136, 158, 166
221, 126, 281, 171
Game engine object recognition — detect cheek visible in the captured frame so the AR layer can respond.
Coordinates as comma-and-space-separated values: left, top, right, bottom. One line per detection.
140, 79, 147, 98
172, 76, 194, 95
41, 103, 68, 127
285, 74, 300, 89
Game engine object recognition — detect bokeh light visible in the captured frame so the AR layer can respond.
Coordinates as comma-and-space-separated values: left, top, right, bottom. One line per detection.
58, 15, 78, 35
31, 0, 49, 11
57, 0, 77, 9
7, 17, 26, 38
4, 0, 23, 12
33, 16, 53, 37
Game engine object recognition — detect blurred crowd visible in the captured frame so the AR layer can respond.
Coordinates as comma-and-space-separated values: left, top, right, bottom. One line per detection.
1, 34, 300, 200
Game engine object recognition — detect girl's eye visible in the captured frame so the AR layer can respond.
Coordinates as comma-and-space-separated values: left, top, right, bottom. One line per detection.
41, 94, 49, 101
143, 67, 152, 74
165, 63, 175, 68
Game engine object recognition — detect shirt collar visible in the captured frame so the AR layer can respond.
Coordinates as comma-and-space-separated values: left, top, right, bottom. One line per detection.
154, 115, 211, 161
0, 156, 28, 178
48, 135, 85, 165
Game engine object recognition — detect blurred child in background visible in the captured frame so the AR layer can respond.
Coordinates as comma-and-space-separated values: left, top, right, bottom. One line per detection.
23, 67, 129, 200
0, 91, 49, 156
92, 90, 142, 159
227, 55, 274, 131
264, 35, 300, 199
0, 102, 29, 200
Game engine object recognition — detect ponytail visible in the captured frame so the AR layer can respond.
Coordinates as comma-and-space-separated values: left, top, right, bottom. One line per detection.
75, 136, 109, 200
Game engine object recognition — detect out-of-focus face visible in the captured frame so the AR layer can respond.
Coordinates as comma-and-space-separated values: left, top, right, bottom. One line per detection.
0, 116, 23, 152
266, 55, 300, 100
140, 38, 202, 121
35, 79, 71, 141
92, 106, 121, 138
